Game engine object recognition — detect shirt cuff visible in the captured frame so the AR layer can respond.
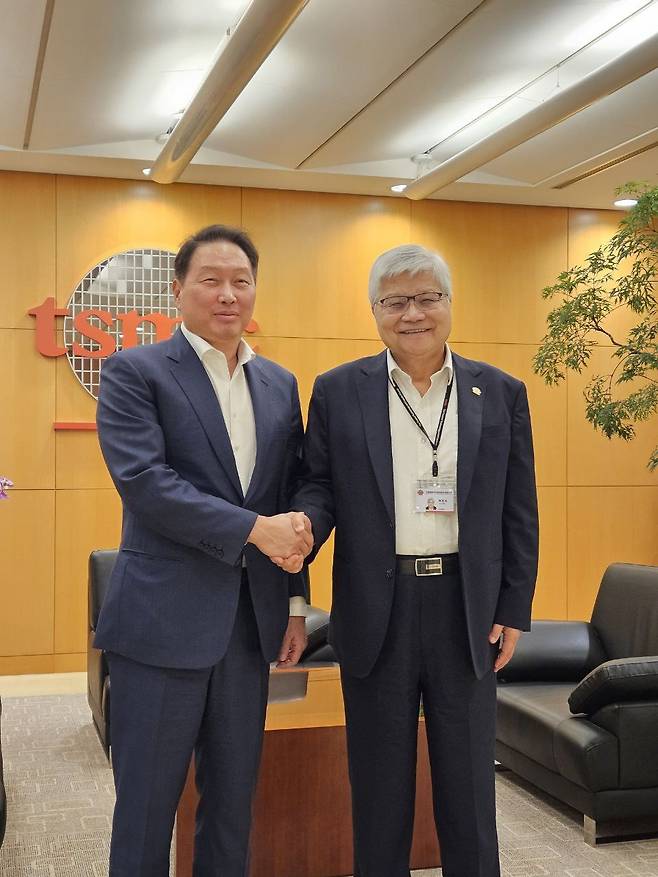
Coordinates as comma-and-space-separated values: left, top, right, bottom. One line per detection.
289, 596, 308, 617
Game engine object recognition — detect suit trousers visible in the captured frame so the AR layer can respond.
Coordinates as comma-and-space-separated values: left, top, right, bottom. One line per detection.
106, 577, 269, 877
340, 567, 500, 877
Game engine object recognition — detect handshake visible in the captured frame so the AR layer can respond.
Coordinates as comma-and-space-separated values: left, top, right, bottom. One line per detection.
247, 511, 313, 574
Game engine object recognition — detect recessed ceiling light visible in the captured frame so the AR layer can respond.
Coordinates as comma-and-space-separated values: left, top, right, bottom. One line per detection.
390, 184, 407, 193
142, 168, 152, 176
613, 198, 638, 208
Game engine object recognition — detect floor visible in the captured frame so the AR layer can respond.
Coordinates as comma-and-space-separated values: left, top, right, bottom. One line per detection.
2, 673, 658, 876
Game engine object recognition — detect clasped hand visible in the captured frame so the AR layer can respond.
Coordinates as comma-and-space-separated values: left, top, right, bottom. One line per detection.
247, 511, 313, 573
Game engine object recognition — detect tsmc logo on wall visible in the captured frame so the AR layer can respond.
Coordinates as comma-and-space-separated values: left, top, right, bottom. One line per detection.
28, 249, 258, 427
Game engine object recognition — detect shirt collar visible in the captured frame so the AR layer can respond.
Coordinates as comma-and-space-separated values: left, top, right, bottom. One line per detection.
181, 323, 256, 368
386, 343, 454, 385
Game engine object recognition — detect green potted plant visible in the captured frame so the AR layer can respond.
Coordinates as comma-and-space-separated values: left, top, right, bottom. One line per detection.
533, 183, 657, 470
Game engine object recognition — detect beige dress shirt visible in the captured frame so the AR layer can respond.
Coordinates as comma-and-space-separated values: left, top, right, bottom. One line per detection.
387, 344, 459, 555
181, 324, 306, 616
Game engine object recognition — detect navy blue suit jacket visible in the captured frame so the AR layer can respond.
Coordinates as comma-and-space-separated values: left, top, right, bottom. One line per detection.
94, 329, 305, 669
295, 350, 539, 679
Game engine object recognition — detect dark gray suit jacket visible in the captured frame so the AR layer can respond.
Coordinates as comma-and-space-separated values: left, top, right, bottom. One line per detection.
94, 328, 305, 669
295, 349, 539, 679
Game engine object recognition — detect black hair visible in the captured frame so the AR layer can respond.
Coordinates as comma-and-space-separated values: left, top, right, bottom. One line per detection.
174, 225, 259, 281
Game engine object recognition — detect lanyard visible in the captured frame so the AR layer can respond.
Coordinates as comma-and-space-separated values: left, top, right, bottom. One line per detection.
389, 374, 453, 478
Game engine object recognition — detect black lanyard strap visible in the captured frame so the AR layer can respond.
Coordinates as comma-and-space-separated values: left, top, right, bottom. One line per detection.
389, 375, 453, 478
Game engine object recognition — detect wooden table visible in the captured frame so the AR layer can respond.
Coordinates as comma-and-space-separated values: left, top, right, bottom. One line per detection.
176, 665, 440, 877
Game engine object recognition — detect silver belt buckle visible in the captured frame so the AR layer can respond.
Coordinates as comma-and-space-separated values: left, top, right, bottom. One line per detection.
415, 556, 443, 576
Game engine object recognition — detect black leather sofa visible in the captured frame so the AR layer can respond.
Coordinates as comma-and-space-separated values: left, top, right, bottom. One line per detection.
87, 549, 334, 759
0, 696, 6, 848
496, 562, 658, 844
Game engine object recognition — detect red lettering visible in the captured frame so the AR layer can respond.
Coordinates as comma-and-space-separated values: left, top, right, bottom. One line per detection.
72, 310, 116, 358
117, 311, 182, 349
28, 297, 68, 357
29, 302, 255, 359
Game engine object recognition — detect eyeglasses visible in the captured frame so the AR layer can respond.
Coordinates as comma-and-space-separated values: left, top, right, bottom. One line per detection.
376, 291, 449, 313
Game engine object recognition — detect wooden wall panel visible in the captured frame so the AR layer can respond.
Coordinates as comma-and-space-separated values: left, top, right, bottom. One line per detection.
54, 489, 122, 654
568, 208, 638, 344
56, 431, 113, 490
0, 656, 60, 675
55, 176, 242, 307
533, 487, 567, 620
568, 209, 621, 267
243, 189, 410, 340
567, 487, 658, 621
0, 328, 55, 488
0, 171, 56, 329
255, 336, 384, 415
451, 342, 566, 487
53, 653, 86, 672
0, 490, 55, 656
567, 347, 656, 486
410, 201, 568, 344
0, 654, 85, 675
2, 171, 656, 674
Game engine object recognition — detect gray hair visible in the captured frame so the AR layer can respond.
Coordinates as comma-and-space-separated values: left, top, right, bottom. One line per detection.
368, 244, 452, 307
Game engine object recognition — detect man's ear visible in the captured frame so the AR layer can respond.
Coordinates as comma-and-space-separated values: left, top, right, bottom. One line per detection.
172, 278, 182, 310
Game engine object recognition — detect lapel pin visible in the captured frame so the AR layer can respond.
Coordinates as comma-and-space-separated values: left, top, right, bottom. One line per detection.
472, 386, 481, 396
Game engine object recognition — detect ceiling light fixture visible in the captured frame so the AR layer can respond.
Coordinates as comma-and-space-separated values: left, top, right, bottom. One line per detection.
150, 0, 310, 184
613, 198, 638, 207
142, 168, 152, 176
404, 28, 658, 200
390, 184, 407, 193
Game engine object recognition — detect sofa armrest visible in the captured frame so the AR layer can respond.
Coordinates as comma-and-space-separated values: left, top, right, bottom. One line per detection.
589, 699, 658, 789
497, 620, 606, 683
88, 549, 118, 631
568, 656, 658, 715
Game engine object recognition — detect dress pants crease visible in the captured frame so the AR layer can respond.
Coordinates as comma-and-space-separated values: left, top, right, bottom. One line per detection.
107, 580, 268, 877
341, 569, 500, 877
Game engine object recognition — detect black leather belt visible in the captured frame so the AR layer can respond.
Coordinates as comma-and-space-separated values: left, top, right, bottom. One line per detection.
396, 553, 459, 577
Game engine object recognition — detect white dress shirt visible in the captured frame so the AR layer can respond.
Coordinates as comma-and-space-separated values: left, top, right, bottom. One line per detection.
181, 324, 306, 616
387, 344, 459, 555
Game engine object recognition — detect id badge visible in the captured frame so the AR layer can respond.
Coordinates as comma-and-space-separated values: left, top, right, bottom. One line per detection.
414, 478, 456, 513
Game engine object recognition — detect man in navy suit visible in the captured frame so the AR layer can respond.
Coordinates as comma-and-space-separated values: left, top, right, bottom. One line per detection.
290, 244, 539, 877
95, 225, 312, 876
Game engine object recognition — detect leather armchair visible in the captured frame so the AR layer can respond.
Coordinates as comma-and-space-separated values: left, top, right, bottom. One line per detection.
87, 549, 335, 759
0, 696, 6, 848
496, 562, 658, 844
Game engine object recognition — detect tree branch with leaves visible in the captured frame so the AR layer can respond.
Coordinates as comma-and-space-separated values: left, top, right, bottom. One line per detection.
533, 182, 658, 471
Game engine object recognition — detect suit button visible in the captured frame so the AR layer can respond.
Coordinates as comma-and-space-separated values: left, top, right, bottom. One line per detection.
389, 521, 394, 529
386, 568, 394, 579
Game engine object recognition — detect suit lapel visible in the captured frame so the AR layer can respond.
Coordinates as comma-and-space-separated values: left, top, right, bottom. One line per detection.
166, 330, 243, 500
243, 358, 273, 505
453, 352, 484, 516
356, 352, 395, 523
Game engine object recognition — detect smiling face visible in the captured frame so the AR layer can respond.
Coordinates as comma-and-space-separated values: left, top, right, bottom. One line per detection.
172, 240, 256, 353
372, 269, 452, 370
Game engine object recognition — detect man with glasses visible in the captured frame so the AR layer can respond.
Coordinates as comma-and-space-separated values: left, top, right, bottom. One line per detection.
288, 243, 539, 877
